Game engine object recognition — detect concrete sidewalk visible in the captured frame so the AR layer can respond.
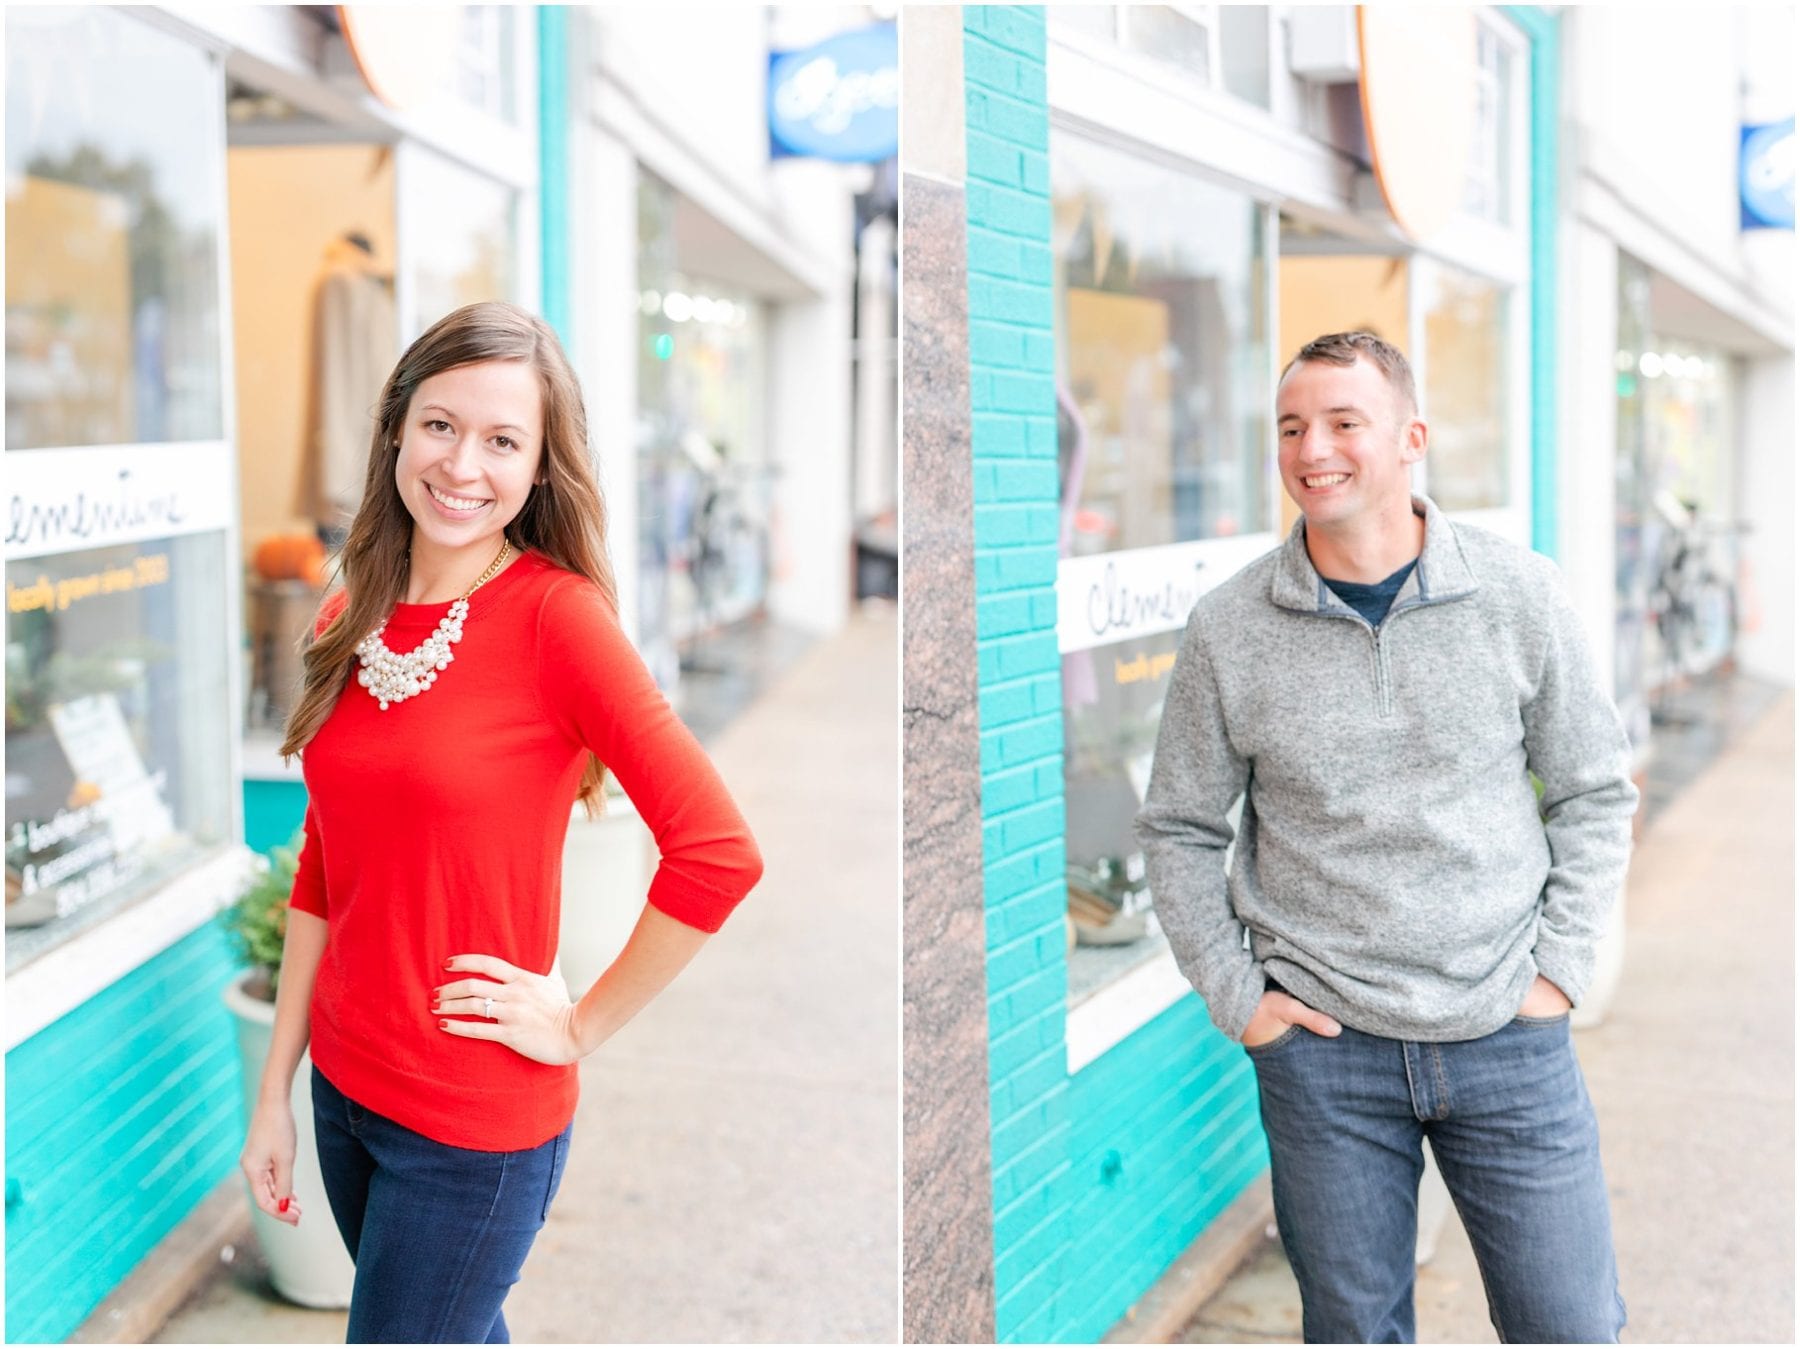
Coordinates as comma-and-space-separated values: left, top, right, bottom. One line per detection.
152, 604, 900, 1344
1180, 692, 1795, 1344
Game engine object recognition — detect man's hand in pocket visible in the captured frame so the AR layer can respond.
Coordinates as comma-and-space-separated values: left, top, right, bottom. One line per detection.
1517, 974, 1573, 1018
1242, 989, 1343, 1048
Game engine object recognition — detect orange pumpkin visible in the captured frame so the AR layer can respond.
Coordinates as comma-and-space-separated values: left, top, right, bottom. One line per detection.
254, 534, 327, 582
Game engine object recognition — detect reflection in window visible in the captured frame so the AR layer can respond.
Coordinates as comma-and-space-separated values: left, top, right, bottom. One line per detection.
5, 534, 233, 972
1422, 263, 1507, 512
4, 6, 224, 450
1053, 132, 1269, 554
406, 148, 516, 335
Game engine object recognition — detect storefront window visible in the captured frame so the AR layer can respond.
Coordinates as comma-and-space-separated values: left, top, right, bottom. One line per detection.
404, 146, 517, 335
1613, 257, 1741, 741
5, 534, 234, 973
4, 5, 224, 451
1052, 129, 1270, 1004
635, 174, 771, 692
1053, 133, 1269, 551
1421, 261, 1509, 511
1614, 256, 1655, 755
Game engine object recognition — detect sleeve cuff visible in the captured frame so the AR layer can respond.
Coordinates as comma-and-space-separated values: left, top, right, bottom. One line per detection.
287, 893, 329, 920
1531, 939, 1593, 1009
1208, 960, 1268, 1043
645, 870, 753, 934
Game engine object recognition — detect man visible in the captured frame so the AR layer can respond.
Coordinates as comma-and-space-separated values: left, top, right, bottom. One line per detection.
1136, 331, 1636, 1344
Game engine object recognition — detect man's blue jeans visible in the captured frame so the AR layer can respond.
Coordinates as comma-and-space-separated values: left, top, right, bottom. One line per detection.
310, 1063, 573, 1343
1247, 1010, 1626, 1343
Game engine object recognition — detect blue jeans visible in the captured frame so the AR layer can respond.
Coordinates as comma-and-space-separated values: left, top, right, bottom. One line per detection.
1247, 1011, 1626, 1343
310, 1063, 572, 1343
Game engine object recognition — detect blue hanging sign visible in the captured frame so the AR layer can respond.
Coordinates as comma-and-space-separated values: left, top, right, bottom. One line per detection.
768, 23, 898, 163
1740, 117, 1794, 230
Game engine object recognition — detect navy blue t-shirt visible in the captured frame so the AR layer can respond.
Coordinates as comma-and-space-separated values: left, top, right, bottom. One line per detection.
1322, 559, 1418, 628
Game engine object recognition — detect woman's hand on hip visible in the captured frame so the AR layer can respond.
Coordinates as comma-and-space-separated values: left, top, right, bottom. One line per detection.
240, 1099, 303, 1226
434, 954, 585, 1066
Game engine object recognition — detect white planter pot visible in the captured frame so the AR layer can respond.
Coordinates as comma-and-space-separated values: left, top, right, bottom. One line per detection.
555, 793, 654, 998
220, 974, 355, 1308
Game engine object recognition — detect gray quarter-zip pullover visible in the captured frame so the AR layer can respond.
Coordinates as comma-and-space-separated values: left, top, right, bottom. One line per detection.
1135, 495, 1638, 1043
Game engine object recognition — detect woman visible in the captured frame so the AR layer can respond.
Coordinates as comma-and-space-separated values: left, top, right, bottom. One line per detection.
238, 301, 762, 1343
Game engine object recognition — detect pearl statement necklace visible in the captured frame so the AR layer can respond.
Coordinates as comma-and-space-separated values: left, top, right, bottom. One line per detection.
354, 540, 512, 711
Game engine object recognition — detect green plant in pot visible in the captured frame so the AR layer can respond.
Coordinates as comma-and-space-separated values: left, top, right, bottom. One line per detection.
218, 829, 302, 1002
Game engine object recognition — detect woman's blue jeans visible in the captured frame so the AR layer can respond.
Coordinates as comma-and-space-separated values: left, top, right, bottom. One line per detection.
1247, 1010, 1627, 1344
310, 1063, 572, 1344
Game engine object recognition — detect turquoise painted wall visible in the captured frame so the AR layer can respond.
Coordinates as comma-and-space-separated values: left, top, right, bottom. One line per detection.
966, 8, 1268, 1342
963, 8, 1072, 1343
1503, 5, 1562, 560
5, 921, 248, 1344
537, 4, 571, 342
244, 778, 307, 857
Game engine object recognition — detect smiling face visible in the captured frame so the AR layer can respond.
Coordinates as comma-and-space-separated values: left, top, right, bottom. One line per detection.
393, 360, 544, 563
1275, 354, 1426, 531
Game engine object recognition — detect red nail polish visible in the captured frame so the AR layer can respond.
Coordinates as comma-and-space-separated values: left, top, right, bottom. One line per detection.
279, 1196, 289, 1213
439, 1019, 448, 1029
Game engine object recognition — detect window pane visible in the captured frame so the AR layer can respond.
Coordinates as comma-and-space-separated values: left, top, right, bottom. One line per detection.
5, 6, 224, 450
6, 533, 234, 972
1422, 263, 1508, 511
1048, 6, 1117, 42
458, 6, 517, 124
405, 148, 516, 334
1118, 7, 1212, 81
1053, 132, 1270, 550
1219, 6, 1270, 108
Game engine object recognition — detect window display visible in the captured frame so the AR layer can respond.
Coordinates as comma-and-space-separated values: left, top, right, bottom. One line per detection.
6, 534, 233, 972
5, 5, 224, 451
1052, 129, 1270, 1002
635, 173, 772, 691
1421, 261, 1509, 512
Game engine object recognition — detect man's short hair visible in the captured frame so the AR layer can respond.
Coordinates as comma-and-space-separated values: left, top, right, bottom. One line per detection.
1280, 331, 1418, 419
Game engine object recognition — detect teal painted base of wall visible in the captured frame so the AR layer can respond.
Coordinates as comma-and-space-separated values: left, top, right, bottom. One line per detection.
5, 921, 251, 1344
1058, 1002, 1267, 1342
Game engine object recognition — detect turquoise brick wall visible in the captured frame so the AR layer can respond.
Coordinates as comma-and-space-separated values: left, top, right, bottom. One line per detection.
966, 7, 1268, 1342
963, 8, 1071, 1343
5, 920, 249, 1344
1059, 1005, 1270, 1342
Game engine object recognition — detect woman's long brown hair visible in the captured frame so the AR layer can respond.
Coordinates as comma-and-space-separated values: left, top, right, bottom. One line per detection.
279, 301, 619, 817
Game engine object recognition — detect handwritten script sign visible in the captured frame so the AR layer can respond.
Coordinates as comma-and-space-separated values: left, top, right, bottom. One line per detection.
6, 443, 231, 560
1056, 536, 1277, 654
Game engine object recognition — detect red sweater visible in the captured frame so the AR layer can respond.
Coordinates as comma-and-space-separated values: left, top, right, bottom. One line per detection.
288, 550, 761, 1150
